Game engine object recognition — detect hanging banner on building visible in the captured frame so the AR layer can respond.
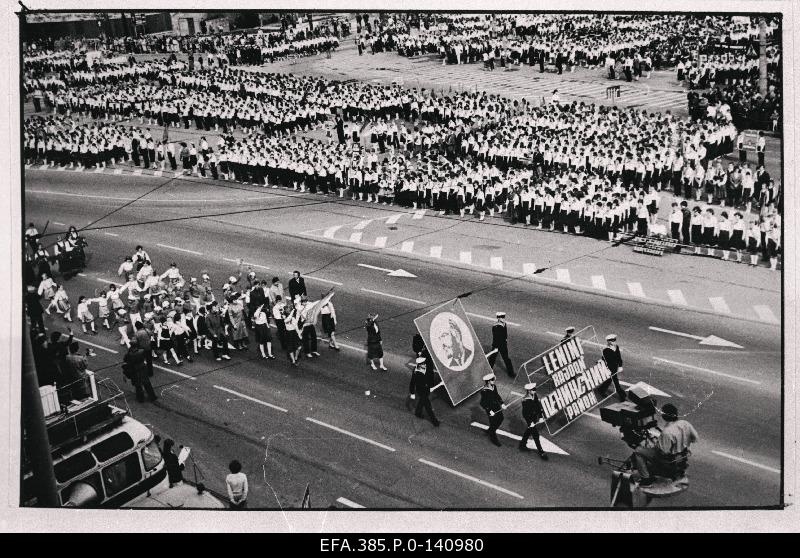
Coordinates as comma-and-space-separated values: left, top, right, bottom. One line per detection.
521, 326, 615, 435
413, 298, 493, 406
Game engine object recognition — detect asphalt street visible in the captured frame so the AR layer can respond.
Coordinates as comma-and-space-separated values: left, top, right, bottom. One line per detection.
24, 171, 783, 509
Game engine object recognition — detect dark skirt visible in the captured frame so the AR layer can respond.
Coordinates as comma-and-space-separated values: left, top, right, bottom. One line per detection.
255, 323, 272, 344
286, 329, 300, 352
367, 341, 383, 359
321, 314, 336, 334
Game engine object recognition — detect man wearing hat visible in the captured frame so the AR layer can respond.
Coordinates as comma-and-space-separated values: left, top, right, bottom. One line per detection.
134, 320, 154, 375
633, 403, 698, 486
519, 382, 548, 460
601, 334, 626, 401
480, 373, 506, 447
412, 357, 440, 426
488, 312, 516, 378
561, 326, 575, 343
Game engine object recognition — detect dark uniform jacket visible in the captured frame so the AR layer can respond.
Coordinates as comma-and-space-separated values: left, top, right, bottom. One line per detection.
602, 345, 623, 372
522, 395, 545, 426
491, 323, 508, 346
288, 277, 307, 301
124, 345, 151, 380
480, 385, 504, 414
366, 322, 382, 344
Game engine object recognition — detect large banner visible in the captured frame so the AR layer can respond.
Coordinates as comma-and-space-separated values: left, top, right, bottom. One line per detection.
413, 299, 493, 406
521, 326, 615, 435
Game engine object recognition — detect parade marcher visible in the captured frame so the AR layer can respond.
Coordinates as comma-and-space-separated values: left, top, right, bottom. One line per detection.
297, 294, 320, 358
601, 334, 626, 401
288, 270, 307, 304
38, 272, 57, 314
756, 131, 765, 168
157, 316, 182, 365
479, 373, 506, 447
561, 326, 575, 343
283, 304, 302, 365
487, 312, 515, 378
320, 298, 340, 350
123, 338, 158, 403
252, 303, 275, 359
365, 313, 387, 371
272, 295, 287, 350
76, 296, 98, 334
52, 284, 72, 322
207, 303, 231, 361
227, 293, 249, 350
519, 382, 548, 460
412, 356, 440, 426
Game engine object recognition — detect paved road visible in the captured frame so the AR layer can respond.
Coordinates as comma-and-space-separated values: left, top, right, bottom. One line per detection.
25, 171, 783, 509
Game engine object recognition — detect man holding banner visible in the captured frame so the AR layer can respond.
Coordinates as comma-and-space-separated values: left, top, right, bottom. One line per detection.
519, 383, 548, 460
413, 357, 440, 427
480, 373, 506, 447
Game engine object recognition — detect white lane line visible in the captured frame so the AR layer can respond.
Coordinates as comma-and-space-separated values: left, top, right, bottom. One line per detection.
545, 331, 604, 348
412, 209, 425, 220
555, 269, 571, 283
74, 336, 119, 354
94, 277, 119, 285
430, 246, 443, 258
510, 391, 524, 397
490, 257, 503, 270
523, 262, 537, 276
417, 458, 524, 500
753, 305, 779, 324
37, 163, 48, 170
709, 297, 731, 314
374, 236, 387, 248
667, 290, 688, 306
360, 288, 426, 305
104, 232, 120, 237
222, 257, 269, 270
349, 232, 363, 243
322, 338, 367, 353
711, 450, 780, 474
627, 282, 645, 298
155, 364, 197, 381
78, 273, 87, 277
591, 275, 607, 290
306, 276, 343, 286
386, 213, 404, 224
322, 225, 342, 238
401, 241, 414, 253
653, 357, 761, 385
306, 417, 396, 452
459, 251, 472, 264
337, 497, 365, 508
214, 385, 288, 412
354, 220, 372, 230
26, 190, 134, 201
466, 312, 521, 327
53, 221, 66, 226
470, 422, 569, 455
156, 243, 202, 256
113, 169, 123, 175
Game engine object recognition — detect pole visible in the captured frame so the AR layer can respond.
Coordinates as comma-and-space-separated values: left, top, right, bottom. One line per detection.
21, 326, 59, 507
758, 17, 768, 97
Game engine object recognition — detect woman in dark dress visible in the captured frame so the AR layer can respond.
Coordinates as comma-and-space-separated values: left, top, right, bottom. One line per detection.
365, 314, 387, 371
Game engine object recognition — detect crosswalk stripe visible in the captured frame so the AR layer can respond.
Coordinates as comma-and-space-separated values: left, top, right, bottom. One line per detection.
412, 209, 425, 220
173, 171, 182, 178
459, 251, 472, 264
401, 241, 414, 253
74, 166, 84, 172
555, 269, 571, 283
520, 263, 536, 277
591, 275, 607, 290
627, 282, 645, 298
133, 169, 142, 176
348, 232, 362, 243
354, 219, 372, 230
753, 305, 779, 324
153, 170, 163, 177
323, 225, 342, 239
490, 256, 503, 270
430, 246, 442, 258
667, 290, 688, 306
386, 213, 404, 224
93, 167, 104, 173
39, 164, 48, 170
113, 168, 123, 175
24, 164, 31, 169
709, 297, 731, 314
374, 236, 387, 248
57, 166, 66, 172
336, 497, 365, 508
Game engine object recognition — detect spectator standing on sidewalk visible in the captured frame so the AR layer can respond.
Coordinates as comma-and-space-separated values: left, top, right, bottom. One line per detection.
226, 460, 248, 509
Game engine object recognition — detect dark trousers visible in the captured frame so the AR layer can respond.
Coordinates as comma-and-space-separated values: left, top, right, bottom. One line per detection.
144, 347, 153, 375
601, 370, 627, 400
488, 344, 515, 377
275, 319, 287, 349
415, 391, 438, 423
212, 334, 230, 358
487, 411, 504, 442
520, 425, 544, 453
33, 97, 42, 112
302, 326, 317, 354
134, 375, 157, 402
757, 151, 765, 167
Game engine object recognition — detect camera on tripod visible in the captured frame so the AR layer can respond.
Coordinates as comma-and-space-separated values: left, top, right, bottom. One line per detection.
599, 385, 658, 448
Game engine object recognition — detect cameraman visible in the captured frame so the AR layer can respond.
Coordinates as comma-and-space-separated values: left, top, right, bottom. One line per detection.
634, 403, 698, 486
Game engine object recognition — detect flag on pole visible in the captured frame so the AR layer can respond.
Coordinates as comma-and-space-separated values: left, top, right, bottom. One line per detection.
301, 483, 311, 509
305, 287, 336, 326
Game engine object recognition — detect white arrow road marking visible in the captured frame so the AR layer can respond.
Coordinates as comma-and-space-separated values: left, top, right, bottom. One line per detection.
104, 232, 119, 237
555, 269, 571, 283
360, 288, 426, 305
627, 282, 645, 298
354, 219, 372, 230
323, 225, 342, 239
523, 263, 537, 276
709, 297, 731, 314
306, 417, 396, 452
667, 290, 688, 305
490, 257, 503, 270
349, 232, 362, 243
653, 357, 760, 385
386, 213, 404, 224
753, 305, 779, 324
357, 263, 417, 278
430, 246, 443, 258
460, 251, 472, 264
648, 326, 743, 349
418, 458, 524, 499
337, 497, 365, 508
156, 243, 202, 256
591, 275, 607, 290
401, 241, 414, 253
711, 450, 780, 474
214, 385, 287, 412
619, 380, 671, 398
470, 422, 569, 455
466, 312, 520, 327
374, 236, 387, 248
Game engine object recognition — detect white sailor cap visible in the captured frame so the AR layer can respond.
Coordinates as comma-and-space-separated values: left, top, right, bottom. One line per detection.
144, 312, 153, 320
483, 373, 496, 382
117, 309, 127, 315
525, 382, 537, 391
228, 276, 237, 283
496, 312, 506, 318
565, 326, 575, 334
190, 277, 197, 283
606, 334, 617, 342
415, 357, 427, 364
202, 273, 210, 280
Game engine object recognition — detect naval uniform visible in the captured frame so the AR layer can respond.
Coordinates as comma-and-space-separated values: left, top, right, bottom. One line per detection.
520, 393, 546, 455
413, 366, 440, 426
480, 384, 505, 446
488, 321, 515, 377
